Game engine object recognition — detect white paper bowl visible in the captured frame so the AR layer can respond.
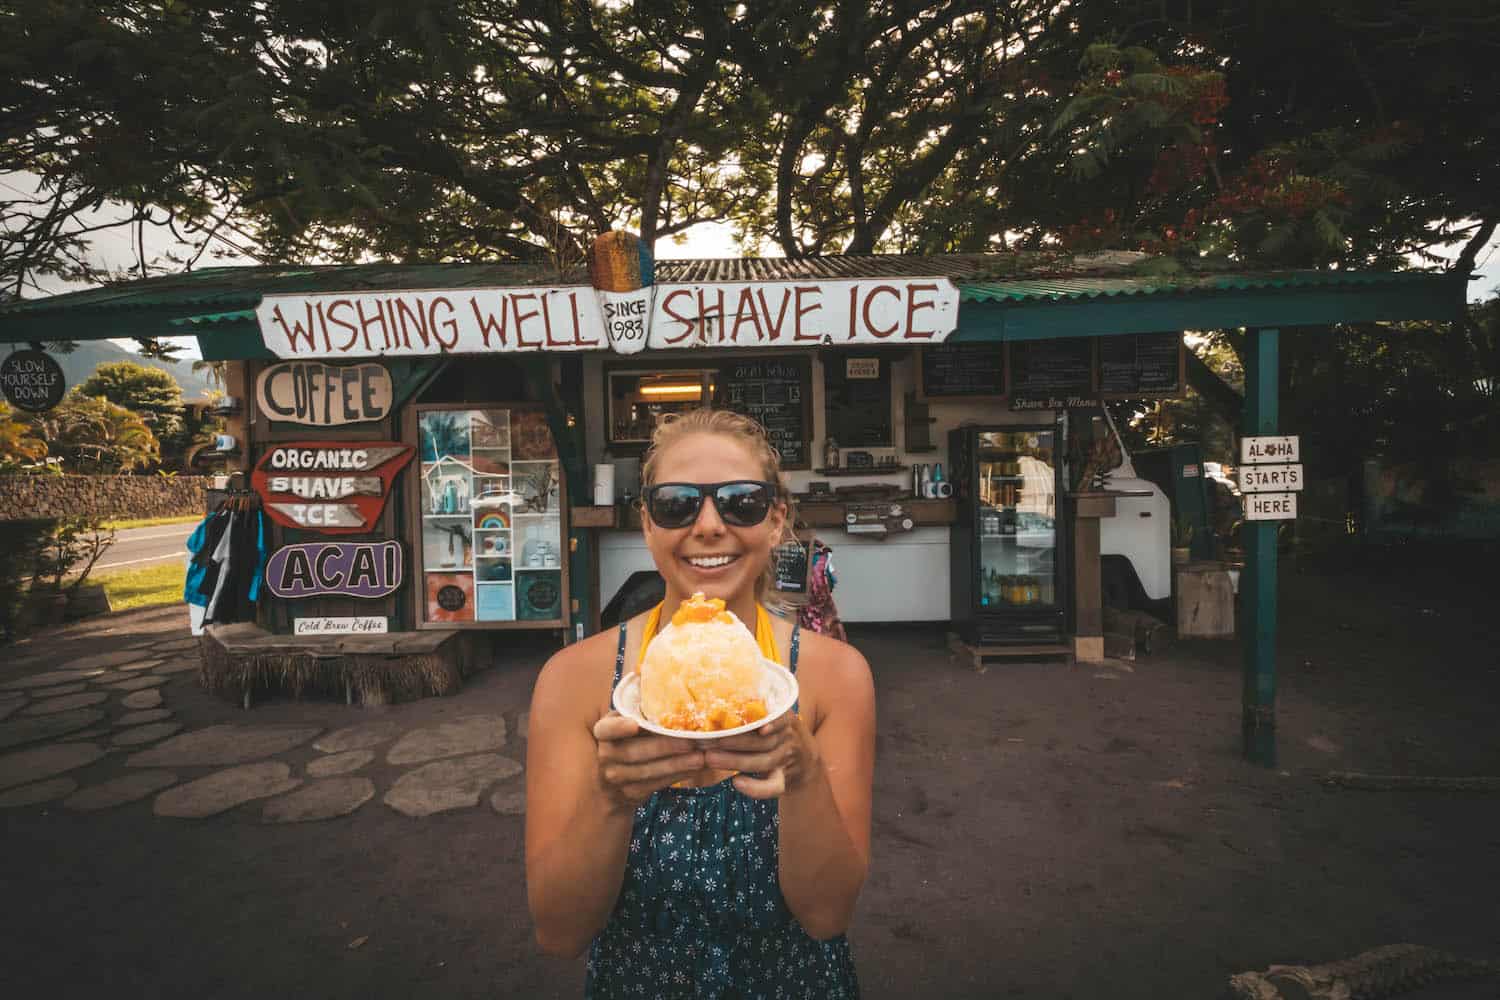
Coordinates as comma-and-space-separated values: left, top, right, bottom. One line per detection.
612, 657, 799, 740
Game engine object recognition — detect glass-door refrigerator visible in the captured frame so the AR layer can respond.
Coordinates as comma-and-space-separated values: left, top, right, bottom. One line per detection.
949, 424, 1066, 645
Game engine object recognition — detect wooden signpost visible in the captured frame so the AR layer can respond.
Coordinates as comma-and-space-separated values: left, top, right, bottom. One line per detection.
252, 442, 414, 533
1240, 436, 1302, 522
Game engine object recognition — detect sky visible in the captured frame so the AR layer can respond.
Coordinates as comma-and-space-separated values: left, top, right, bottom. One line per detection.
9, 177, 1499, 362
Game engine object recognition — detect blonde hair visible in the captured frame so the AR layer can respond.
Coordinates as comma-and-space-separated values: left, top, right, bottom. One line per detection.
640, 409, 795, 607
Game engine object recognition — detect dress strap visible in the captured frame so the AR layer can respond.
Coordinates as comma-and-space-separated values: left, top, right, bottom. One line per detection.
789, 624, 801, 715
612, 622, 627, 687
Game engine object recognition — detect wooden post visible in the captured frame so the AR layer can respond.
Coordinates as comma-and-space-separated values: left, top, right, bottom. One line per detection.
1242, 328, 1279, 766
1069, 491, 1116, 664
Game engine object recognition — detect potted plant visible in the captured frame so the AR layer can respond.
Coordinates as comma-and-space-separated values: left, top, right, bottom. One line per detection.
26, 516, 116, 626
1171, 512, 1194, 566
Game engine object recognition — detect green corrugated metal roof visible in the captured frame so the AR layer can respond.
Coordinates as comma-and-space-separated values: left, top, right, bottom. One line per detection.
959, 269, 1444, 304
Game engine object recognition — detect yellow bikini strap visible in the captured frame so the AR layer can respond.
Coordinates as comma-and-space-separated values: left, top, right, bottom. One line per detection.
637, 601, 781, 668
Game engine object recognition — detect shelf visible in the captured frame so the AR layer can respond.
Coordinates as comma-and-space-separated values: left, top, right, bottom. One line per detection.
425, 566, 472, 573
984, 475, 1025, 482
423, 513, 471, 519
814, 466, 910, 476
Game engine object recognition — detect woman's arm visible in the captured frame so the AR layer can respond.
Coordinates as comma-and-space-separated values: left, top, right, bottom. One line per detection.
525, 639, 707, 956
706, 638, 876, 939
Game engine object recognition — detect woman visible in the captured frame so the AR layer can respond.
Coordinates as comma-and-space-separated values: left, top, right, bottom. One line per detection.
526, 409, 875, 999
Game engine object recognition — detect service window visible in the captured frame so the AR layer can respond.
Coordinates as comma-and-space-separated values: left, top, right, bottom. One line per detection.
824, 353, 893, 447
413, 405, 566, 628
606, 369, 716, 445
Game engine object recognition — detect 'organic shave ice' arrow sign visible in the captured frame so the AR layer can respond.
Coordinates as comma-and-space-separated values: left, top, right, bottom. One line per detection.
252, 441, 414, 533
265, 541, 403, 599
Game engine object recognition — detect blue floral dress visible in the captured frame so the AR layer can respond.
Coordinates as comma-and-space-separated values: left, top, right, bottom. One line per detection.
585, 623, 860, 999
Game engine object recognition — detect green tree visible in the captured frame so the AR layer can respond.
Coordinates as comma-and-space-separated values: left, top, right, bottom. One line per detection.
0, 400, 48, 470
28, 391, 160, 473
76, 361, 185, 462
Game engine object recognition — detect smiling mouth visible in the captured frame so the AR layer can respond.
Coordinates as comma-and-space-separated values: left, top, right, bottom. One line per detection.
684, 554, 739, 569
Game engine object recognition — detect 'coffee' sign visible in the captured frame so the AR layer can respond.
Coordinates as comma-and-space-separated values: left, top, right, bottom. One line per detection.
256, 361, 392, 426
252, 442, 414, 533
265, 541, 403, 599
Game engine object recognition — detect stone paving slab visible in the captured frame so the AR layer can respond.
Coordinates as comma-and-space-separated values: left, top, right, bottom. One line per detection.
0, 708, 107, 750
121, 690, 163, 710
105, 675, 170, 692
384, 753, 523, 817
29, 682, 87, 698
313, 721, 404, 754
115, 709, 173, 728
306, 750, 374, 777
154, 762, 300, 818
60, 726, 112, 742
0, 669, 106, 691
64, 771, 179, 811
0, 742, 105, 790
69, 650, 151, 672
387, 715, 507, 765
150, 638, 200, 655
152, 659, 200, 676
489, 784, 526, 815
127, 724, 322, 768
262, 777, 374, 823
115, 659, 164, 673
22, 691, 110, 716
0, 699, 23, 723
517, 710, 529, 741
112, 722, 184, 747
0, 776, 79, 808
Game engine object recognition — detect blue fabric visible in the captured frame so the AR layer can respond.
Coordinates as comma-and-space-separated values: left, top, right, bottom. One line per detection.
247, 510, 266, 602
585, 621, 858, 999
183, 515, 212, 608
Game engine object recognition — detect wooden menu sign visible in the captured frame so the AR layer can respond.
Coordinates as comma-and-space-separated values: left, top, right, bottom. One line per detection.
919, 343, 1006, 398
719, 355, 810, 468
252, 442, 414, 533
1097, 333, 1183, 397
256, 361, 393, 426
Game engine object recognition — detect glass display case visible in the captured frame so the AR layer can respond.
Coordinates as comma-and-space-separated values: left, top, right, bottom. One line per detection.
415, 405, 566, 627
950, 424, 1066, 644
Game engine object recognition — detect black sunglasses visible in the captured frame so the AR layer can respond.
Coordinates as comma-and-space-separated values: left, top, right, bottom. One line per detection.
644, 480, 779, 529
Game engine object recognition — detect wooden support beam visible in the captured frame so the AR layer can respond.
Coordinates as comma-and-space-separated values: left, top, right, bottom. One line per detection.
1242, 327, 1279, 766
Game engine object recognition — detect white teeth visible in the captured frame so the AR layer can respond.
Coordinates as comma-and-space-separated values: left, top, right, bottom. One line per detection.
686, 555, 735, 568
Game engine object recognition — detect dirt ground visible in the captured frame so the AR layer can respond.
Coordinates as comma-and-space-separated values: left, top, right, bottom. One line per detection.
2, 558, 1498, 999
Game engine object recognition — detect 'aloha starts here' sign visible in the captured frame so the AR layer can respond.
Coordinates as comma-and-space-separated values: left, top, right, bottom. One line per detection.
253, 234, 960, 359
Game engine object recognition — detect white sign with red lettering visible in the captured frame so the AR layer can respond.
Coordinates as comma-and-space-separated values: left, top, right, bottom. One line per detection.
256, 279, 960, 359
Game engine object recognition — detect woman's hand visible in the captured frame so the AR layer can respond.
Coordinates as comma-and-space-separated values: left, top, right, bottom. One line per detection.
704, 712, 821, 799
594, 712, 706, 813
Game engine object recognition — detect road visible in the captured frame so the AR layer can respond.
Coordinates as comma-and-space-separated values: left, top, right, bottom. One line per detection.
93, 522, 196, 573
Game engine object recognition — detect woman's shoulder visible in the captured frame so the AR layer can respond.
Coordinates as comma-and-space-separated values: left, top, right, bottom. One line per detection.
793, 627, 874, 728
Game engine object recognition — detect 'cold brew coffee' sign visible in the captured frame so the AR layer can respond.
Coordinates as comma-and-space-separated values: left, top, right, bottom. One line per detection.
265, 541, 403, 599
256, 361, 392, 426
252, 442, 414, 533
0, 349, 66, 412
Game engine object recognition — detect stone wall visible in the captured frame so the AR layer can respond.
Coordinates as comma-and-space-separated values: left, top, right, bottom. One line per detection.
0, 475, 210, 522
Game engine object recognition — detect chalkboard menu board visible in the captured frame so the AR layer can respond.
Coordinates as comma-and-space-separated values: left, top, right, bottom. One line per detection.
919, 343, 1006, 398
772, 537, 812, 598
1098, 333, 1183, 396
1008, 338, 1093, 397
720, 355, 810, 468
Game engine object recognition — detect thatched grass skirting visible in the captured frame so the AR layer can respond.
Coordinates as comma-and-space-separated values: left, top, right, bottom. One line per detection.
199, 633, 476, 706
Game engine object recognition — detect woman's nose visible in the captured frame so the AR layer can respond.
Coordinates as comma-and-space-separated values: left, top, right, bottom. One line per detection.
692, 495, 727, 535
